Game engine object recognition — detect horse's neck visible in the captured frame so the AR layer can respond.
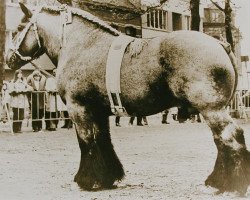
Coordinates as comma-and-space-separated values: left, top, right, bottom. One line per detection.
37, 12, 113, 66
37, 13, 62, 65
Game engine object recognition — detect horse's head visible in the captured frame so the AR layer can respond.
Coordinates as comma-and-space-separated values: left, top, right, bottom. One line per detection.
6, 3, 44, 70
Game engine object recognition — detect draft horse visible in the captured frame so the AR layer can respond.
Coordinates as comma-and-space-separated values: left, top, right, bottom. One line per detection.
6, 3, 250, 195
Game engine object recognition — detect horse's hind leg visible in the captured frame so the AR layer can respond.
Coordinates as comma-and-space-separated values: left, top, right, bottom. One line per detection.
202, 109, 250, 195
67, 101, 124, 190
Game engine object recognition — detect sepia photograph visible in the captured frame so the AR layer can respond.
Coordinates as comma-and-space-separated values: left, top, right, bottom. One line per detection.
0, 0, 250, 199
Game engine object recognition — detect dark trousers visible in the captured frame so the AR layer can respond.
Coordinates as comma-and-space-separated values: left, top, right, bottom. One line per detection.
129, 116, 147, 125
115, 116, 120, 124
62, 111, 73, 128
45, 111, 59, 129
162, 110, 169, 123
32, 108, 44, 131
12, 107, 24, 133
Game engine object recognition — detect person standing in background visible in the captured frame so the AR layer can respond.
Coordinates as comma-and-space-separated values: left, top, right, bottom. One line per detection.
27, 70, 46, 132
1, 81, 11, 123
45, 69, 67, 131
129, 116, 148, 126
115, 116, 121, 126
161, 109, 170, 124
9, 70, 32, 133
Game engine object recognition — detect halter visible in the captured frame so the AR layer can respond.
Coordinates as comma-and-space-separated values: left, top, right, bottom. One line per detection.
10, 7, 42, 62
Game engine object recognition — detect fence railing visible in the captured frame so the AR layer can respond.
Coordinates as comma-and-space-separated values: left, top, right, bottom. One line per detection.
1, 91, 71, 134
2, 89, 250, 133
229, 90, 250, 117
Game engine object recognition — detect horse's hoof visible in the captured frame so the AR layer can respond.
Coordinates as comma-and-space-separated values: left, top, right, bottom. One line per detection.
205, 148, 250, 195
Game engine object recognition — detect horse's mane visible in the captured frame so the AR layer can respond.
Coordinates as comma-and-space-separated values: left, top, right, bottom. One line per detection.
41, 5, 121, 36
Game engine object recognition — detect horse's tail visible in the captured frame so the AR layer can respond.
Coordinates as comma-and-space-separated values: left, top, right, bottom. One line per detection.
219, 41, 238, 104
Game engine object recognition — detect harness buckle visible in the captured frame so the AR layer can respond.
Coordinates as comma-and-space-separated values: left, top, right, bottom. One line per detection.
108, 92, 128, 117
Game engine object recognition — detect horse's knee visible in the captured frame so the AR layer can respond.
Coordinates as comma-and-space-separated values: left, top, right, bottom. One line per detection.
203, 110, 246, 150
220, 125, 246, 150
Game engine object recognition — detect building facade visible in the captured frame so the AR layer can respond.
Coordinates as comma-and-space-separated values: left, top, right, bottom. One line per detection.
72, 0, 142, 37
5, 0, 205, 79
71, 0, 204, 38
141, 0, 204, 38
203, 3, 244, 89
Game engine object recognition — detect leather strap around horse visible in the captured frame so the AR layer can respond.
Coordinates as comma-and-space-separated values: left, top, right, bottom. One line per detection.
106, 35, 135, 116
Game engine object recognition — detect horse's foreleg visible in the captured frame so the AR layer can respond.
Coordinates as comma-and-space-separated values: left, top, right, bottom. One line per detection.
203, 109, 250, 195
67, 102, 124, 190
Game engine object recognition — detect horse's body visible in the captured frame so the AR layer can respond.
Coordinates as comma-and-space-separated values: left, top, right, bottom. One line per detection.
6, 4, 250, 195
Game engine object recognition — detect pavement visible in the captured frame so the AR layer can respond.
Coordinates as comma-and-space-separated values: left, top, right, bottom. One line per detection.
0, 114, 250, 200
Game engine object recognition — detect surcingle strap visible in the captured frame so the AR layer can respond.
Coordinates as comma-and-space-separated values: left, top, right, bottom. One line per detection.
106, 35, 135, 116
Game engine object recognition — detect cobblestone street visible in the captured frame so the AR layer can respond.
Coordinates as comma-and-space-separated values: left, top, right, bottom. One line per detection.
0, 115, 250, 200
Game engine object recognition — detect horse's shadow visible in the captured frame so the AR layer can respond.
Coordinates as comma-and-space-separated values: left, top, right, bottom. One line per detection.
79, 182, 144, 192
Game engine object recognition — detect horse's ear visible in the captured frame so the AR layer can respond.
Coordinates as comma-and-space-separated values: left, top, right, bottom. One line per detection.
19, 2, 33, 18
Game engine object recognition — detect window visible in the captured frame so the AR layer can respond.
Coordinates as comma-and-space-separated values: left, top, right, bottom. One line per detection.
150, 11, 155, 27
155, 11, 158, 28
125, 27, 136, 37
211, 12, 219, 22
147, 13, 150, 27
186, 16, 190, 30
172, 12, 182, 31
147, 10, 167, 30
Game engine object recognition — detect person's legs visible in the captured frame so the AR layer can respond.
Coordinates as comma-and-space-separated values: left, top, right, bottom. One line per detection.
37, 109, 44, 131
162, 110, 169, 124
18, 108, 24, 132
137, 116, 143, 126
129, 117, 135, 125
142, 116, 148, 125
12, 108, 24, 133
12, 107, 19, 133
48, 112, 57, 131
32, 94, 39, 132
61, 111, 72, 128
55, 111, 60, 128
115, 116, 121, 126
45, 111, 51, 130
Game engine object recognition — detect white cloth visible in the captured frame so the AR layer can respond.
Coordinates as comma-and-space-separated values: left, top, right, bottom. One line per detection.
45, 77, 67, 112
9, 79, 32, 109
34, 80, 40, 90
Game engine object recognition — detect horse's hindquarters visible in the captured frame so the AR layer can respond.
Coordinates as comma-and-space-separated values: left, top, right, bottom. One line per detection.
159, 31, 250, 194
159, 31, 235, 110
